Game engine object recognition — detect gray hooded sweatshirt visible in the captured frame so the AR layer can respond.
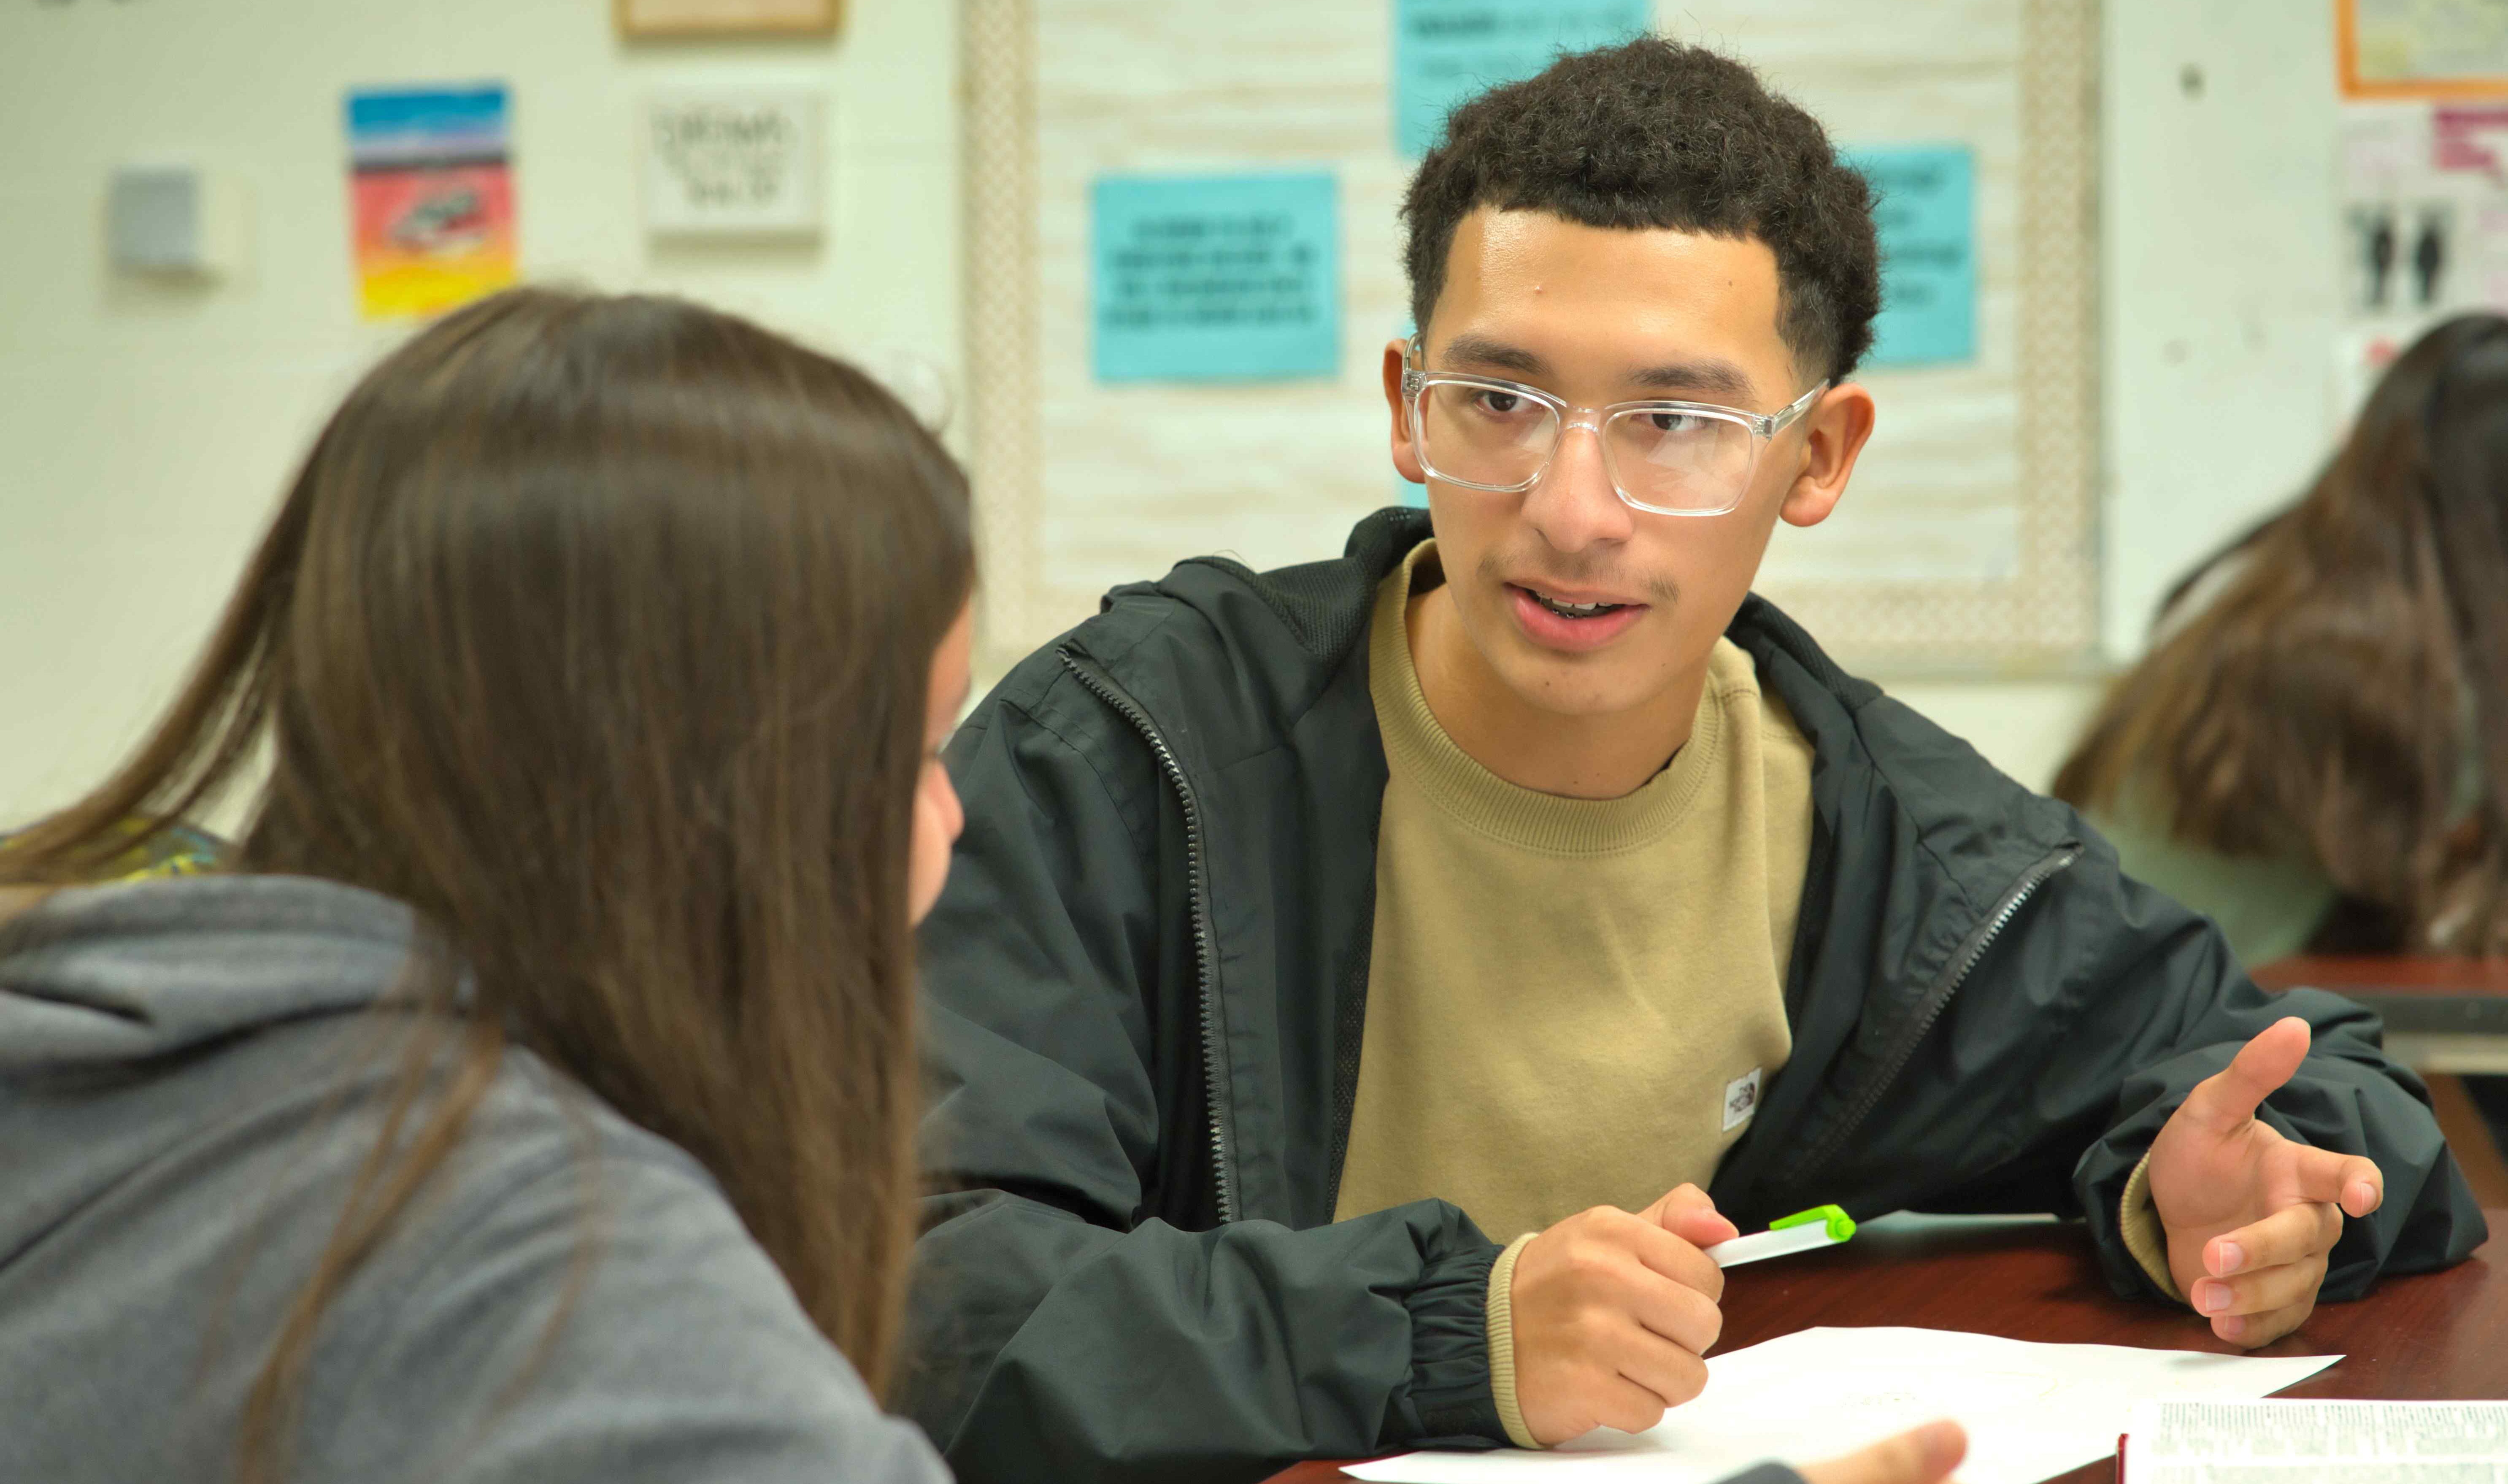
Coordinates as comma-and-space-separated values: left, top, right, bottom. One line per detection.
0, 873, 950, 1484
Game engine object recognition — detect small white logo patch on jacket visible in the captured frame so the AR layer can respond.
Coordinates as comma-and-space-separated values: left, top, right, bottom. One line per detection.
1722, 1068, 1763, 1131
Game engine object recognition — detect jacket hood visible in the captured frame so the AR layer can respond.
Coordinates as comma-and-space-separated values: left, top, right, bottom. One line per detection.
0, 873, 419, 1077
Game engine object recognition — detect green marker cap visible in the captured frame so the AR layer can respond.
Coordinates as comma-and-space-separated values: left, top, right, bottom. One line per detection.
1767, 1204, 1857, 1243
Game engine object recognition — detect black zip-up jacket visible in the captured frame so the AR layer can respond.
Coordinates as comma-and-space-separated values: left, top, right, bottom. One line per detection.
904, 510, 2486, 1484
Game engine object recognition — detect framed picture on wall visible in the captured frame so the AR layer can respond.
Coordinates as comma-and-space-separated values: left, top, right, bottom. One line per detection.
615, 0, 840, 38
2338, 0, 2508, 100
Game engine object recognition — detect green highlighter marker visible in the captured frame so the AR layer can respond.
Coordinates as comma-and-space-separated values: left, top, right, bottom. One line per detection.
1703, 1205, 1857, 1269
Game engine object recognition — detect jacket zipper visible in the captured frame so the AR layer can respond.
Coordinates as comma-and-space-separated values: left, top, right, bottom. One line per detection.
1795, 842, 2083, 1183
1057, 649, 1240, 1225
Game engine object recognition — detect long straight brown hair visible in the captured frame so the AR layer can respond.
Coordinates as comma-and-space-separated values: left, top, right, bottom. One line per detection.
2055, 313, 2508, 953
0, 288, 972, 1473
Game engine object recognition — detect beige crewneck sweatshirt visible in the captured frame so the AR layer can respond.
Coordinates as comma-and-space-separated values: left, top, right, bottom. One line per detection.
1331, 543, 1817, 1443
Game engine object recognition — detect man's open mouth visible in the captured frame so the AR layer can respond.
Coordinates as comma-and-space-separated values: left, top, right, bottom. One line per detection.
1518, 585, 1632, 619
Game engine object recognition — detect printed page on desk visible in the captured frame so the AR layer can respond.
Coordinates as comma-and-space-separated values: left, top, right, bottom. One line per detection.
1343, 1327, 2339, 1484
2124, 1400, 2508, 1480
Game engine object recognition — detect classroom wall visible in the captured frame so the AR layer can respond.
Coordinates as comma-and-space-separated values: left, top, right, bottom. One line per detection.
0, 0, 2358, 823
1893, 0, 2352, 792
2101, 0, 2344, 660
0, 0, 958, 831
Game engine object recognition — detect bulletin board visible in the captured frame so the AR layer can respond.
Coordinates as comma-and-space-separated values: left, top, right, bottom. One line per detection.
961, 0, 2102, 676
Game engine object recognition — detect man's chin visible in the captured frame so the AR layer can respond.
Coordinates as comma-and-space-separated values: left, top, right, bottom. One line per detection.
1448, 590, 1685, 720
1487, 650, 1666, 722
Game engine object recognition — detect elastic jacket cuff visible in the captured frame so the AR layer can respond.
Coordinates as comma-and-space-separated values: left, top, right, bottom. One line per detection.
1404, 1237, 1509, 1444
1484, 1233, 1543, 1449
2117, 1150, 2183, 1302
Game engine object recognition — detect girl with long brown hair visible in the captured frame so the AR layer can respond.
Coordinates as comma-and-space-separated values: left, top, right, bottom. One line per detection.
0, 287, 972, 1483
2055, 312, 2508, 964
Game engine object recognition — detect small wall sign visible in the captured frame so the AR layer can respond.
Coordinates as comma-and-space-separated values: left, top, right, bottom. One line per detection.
1090, 171, 1342, 384
643, 90, 824, 238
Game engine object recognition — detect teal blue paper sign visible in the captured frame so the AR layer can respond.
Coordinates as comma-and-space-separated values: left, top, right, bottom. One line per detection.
1845, 144, 1977, 368
1394, 0, 1652, 158
1092, 172, 1341, 384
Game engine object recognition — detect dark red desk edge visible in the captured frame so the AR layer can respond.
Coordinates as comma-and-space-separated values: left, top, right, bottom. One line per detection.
2251, 954, 2508, 1036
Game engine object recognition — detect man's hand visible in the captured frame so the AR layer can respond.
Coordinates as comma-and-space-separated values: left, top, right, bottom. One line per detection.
1510, 1184, 1738, 1445
1799, 1420, 1968, 1484
2145, 1016, 2384, 1347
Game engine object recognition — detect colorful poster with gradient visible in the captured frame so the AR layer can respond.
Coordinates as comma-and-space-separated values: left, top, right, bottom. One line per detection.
346, 85, 516, 319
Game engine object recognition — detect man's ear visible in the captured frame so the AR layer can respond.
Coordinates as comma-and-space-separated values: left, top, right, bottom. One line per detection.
1778, 382, 1877, 529
1382, 339, 1427, 485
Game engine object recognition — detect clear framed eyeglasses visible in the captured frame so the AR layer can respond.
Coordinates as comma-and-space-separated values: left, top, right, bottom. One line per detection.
1400, 338, 1827, 517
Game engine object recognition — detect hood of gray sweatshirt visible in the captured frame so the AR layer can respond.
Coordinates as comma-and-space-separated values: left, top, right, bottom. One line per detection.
0, 873, 946, 1484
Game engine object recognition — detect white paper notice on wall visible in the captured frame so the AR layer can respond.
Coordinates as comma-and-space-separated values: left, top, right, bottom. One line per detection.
643, 89, 824, 237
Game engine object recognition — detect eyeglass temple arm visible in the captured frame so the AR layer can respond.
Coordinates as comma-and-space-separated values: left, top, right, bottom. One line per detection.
1770, 380, 1830, 432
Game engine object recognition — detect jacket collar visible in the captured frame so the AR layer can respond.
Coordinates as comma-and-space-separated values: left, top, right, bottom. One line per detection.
1108, 505, 2075, 949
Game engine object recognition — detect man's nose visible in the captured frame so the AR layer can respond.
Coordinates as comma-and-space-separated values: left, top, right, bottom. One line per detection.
1521, 416, 1635, 552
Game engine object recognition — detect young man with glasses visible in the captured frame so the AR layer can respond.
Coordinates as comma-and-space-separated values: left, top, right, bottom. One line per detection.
905, 38, 2486, 1484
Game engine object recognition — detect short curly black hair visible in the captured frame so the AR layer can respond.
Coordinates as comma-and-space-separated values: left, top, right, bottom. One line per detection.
1403, 37, 1881, 386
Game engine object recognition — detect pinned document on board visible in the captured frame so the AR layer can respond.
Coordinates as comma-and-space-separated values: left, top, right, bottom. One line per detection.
1090, 172, 1341, 384
1392, 0, 1652, 158
1846, 144, 1978, 369
2332, 102, 2508, 417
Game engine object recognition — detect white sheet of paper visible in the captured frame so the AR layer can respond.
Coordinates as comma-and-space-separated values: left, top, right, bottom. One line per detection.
1343, 1327, 2340, 1484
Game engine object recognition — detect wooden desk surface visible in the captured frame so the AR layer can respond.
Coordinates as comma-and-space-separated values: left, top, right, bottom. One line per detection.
2247, 962, 2508, 1022
1269, 1209, 2507, 1484
2251, 954, 2508, 999
2249, 955, 2508, 1076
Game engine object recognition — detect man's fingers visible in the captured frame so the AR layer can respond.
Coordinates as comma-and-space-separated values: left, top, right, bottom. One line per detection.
1584, 1373, 1673, 1438
2192, 1247, 2330, 1321
1511, 1206, 1729, 1447
2212, 1295, 2316, 1349
1646, 1184, 1741, 1248
1798, 1420, 1970, 1484
2179, 1017, 2312, 1134
1612, 1209, 1725, 1303
2287, 1146, 2384, 1216
1623, 1268, 1724, 1355
1612, 1327, 1712, 1414
2206, 1200, 2341, 1278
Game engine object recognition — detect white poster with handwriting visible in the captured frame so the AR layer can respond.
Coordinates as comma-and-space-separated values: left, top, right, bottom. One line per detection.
644, 89, 824, 236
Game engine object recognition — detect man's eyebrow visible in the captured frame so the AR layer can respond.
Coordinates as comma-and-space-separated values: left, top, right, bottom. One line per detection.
1437, 333, 1549, 378
1628, 359, 1758, 400
1438, 335, 1762, 404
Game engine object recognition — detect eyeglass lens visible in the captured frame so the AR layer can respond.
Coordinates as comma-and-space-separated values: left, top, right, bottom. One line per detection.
1416, 382, 1757, 512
